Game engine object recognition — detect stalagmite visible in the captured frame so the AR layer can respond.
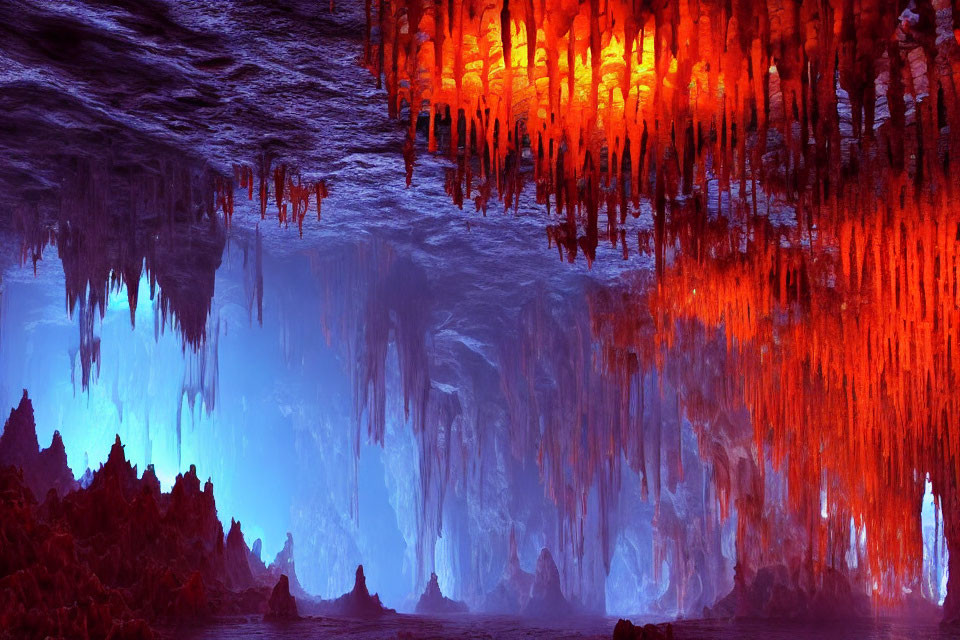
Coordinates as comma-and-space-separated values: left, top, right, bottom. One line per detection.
264, 575, 300, 621
415, 572, 468, 614
0, 396, 316, 639
323, 565, 395, 617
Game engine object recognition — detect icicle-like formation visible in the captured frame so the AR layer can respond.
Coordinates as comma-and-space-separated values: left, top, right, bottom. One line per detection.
239, 157, 330, 234
366, 0, 960, 262
312, 243, 458, 590
311, 240, 734, 613
360, 0, 960, 613
590, 166, 960, 609
39, 158, 227, 390
15, 149, 331, 393
14, 150, 332, 394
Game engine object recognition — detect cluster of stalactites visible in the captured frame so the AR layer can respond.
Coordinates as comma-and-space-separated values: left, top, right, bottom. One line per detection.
16, 153, 332, 392
225, 159, 329, 237
321, 249, 731, 611
14, 158, 228, 391
366, 0, 960, 262
588, 169, 960, 604
494, 289, 743, 614
311, 243, 456, 589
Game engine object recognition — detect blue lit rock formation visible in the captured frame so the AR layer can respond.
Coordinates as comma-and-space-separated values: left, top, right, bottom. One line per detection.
415, 572, 468, 615
322, 565, 395, 618
522, 548, 572, 619
482, 529, 535, 614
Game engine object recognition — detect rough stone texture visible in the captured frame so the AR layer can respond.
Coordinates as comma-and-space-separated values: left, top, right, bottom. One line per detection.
522, 548, 571, 618
0, 396, 281, 639
415, 572, 468, 615
264, 574, 299, 621
0, 391, 77, 499
322, 565, 394, 618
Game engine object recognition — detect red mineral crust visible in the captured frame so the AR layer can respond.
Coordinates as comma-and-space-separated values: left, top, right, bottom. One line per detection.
0, 392, 311, 639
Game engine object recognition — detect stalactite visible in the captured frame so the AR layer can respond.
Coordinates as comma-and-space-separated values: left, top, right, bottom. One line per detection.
590, 168, 960, 609
365, 0, 959, 268
27, 158, 226, 390
359, 0, 960, 614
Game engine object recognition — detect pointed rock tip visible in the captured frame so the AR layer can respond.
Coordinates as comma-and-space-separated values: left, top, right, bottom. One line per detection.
108, 435, 126, 461
354, 564, 367, 590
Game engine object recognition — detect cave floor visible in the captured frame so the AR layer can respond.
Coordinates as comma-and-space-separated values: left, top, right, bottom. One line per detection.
168, 614, 960, 639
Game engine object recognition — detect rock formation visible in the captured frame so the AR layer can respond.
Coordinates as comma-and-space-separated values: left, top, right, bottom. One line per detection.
612, 619, 674, 640
225, 519, 255, 590
415, 572, 468, 615
521, 548, 571, 618
482, 529, 535, 614
323, 565, 394, 618
266, 531, 309, 601
705, 564, 870, 621
265, 574, 300, 621
0, 390, 77, 499
0, 394, 303, 639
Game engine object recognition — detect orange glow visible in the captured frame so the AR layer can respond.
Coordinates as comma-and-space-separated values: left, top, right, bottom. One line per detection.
589, 174, 960, 602
367, 0, 959, 263
366, 0, 960, 606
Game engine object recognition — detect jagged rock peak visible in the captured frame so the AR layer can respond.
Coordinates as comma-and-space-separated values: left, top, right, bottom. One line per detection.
265, 575, 299, 620
522, 548, 571, 619
416, 571, 468, 615
0, 391, 76, 499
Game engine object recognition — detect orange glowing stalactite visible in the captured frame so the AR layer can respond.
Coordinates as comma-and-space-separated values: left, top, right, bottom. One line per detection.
367, 0, 960, 263
590, 178, 960, 603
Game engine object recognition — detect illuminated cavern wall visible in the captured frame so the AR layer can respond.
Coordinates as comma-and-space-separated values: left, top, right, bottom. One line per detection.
0, 221, 746, 615
358, 0, 960, 617
3, 193, 951, 615
0, 0, 958, 622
